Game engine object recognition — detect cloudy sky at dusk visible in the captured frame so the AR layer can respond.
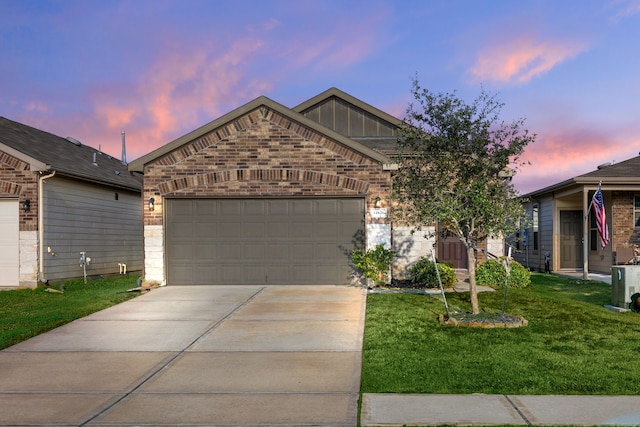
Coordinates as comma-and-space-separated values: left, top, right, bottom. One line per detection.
2, 0, 639, 194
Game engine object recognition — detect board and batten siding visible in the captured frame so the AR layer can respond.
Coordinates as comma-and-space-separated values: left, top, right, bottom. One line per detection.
42, 176, 142, 281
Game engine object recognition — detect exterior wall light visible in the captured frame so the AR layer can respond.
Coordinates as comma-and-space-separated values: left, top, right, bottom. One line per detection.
22, 199, 30, 212
149, 197, 155, 211
374, 197, 381, 208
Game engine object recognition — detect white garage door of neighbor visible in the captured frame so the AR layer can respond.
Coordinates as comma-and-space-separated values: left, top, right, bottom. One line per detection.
0, 199, 20, 287
166, 198, 365, 285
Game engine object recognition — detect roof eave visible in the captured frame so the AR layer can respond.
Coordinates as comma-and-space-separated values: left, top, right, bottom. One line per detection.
0, 142, 49, 171
53, 168, 141, 192
128, 95, 392, 172
521, 176, 640, 199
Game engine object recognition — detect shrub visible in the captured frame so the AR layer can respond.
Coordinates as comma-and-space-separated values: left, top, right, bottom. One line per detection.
408, 257, 456, 288
476, 257, 531, 288
352, 244, 395, 286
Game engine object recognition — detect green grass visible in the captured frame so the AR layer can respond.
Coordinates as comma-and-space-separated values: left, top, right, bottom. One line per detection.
0, 276, 140, 350
361, 273, 640, 395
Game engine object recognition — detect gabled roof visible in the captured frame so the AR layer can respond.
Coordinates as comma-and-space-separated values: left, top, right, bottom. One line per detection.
0, 117, 141, 191
128, 95, 393, 173
523, 154, 640, 197
577, 155, 640, 181
292, 87, 403, 127
293, 87, 403, 156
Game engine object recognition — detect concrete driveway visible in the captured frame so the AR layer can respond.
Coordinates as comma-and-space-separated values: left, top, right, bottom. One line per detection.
0, 285, 366, 426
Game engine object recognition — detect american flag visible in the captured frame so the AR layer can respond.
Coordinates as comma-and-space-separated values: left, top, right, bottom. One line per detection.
591, 186, 609, 249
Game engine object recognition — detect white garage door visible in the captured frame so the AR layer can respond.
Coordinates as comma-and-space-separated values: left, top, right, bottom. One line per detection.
166, 198, 364, 285
0, 199, 19, 287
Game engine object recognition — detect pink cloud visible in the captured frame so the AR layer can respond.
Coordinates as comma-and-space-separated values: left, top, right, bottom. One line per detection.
7, 2, 396, 165
24, 101, 50, 114
469, 36, 587, 84
86, 37, 273, 161
512, 122, 640, 194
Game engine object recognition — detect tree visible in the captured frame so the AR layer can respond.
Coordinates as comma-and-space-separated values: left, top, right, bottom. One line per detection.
393, 79, 534, 314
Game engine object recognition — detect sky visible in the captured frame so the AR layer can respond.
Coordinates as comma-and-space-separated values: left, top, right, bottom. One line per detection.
2, 0, 640, 195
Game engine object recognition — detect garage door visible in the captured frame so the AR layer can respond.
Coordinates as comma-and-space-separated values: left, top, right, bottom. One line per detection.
166, 198, 364, 285
0, 199, 19, 287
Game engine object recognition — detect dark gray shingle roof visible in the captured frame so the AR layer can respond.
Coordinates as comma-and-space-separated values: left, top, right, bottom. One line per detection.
0, 117, 141, 191
577, 155, 640, 179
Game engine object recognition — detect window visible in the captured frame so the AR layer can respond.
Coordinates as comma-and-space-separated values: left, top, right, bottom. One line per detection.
532, 206, 539, 251
590, 210, 598, 251
635, 196, 640, 228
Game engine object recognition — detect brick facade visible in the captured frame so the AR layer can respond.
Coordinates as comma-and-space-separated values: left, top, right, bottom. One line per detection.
142, 106, 391, 224
612, 191, 640, 248
0, 151, 38, 231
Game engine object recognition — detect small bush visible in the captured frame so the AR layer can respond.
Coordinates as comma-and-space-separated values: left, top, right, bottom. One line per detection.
408, 257, 456, 288
476, 258, 531, 288
352, 244, 395, 286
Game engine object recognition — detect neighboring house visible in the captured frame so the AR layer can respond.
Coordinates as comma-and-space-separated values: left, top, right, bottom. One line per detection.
129, 88, 503, 286
0, 117, 143, 289
512, 155, 640, 276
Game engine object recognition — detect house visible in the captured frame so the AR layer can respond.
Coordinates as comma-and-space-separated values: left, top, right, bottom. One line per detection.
0, 117, 143, 289
512, 155, 640, 277
128, 88, 503, 286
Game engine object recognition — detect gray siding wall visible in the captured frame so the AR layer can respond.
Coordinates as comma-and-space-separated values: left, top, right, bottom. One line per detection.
42, 176, 142, 281
513, 196, 553, 271
539, 197, 553, 269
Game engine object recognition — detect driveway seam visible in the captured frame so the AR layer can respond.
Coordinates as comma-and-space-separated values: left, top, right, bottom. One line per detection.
79, 286, 266, 426
504, 394, 532, 425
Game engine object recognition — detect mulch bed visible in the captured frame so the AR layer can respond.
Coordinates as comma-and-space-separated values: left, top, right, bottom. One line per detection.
439, 312, 528, 328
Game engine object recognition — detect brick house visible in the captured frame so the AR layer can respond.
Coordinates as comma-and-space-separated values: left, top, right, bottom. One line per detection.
512, 155, 640, 276
0, 117, 143, 288
129, 88, 503, 286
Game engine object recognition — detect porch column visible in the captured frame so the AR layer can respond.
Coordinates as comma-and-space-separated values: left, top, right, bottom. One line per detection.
583, 188, 589, 280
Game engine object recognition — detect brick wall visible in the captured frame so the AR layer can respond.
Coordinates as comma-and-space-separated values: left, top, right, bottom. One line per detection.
0, 151, 38, 231
143, 106, 392, 223
612, 191, 640, 248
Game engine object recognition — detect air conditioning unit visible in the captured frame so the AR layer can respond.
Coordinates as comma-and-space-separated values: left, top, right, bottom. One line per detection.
611, 266, 640, 309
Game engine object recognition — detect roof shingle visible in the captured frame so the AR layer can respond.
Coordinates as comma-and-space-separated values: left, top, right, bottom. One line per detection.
0, 117, 141, 191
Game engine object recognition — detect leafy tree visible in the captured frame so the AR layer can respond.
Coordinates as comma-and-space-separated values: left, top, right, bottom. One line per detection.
393, 79, 534, 314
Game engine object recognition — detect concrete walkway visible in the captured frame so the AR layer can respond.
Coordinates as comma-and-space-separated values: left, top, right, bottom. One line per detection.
0, 285, 366, 426
361, 393, 640, 426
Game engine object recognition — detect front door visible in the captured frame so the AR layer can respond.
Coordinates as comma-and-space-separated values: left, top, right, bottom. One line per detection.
560, 210, 583, 269
437, 224, 468, 269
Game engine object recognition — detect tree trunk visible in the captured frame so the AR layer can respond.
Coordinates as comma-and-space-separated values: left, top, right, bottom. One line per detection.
467, 245, 479, 314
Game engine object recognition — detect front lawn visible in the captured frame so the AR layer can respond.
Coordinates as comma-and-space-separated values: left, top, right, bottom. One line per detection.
0, 276, 140, 350
361, 273, 640, 395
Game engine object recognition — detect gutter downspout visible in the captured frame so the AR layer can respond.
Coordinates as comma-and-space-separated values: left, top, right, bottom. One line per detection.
38, 171, 56, 282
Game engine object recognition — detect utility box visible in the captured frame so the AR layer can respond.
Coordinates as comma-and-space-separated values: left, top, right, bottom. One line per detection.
611, 266, 640, 309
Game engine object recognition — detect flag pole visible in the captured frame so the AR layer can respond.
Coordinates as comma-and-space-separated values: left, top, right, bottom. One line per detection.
583, 188, 590, 280
584, 181, 608, 280
584, 181, 601, 221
